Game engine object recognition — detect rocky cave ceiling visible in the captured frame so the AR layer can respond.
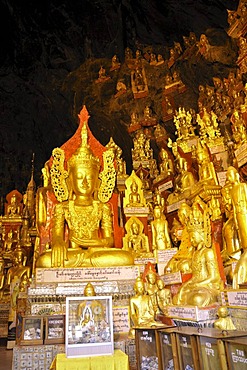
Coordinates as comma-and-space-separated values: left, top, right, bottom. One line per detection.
0, 0, 241, 199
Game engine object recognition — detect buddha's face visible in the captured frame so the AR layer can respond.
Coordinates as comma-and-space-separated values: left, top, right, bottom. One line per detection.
218, 307, 228, 318
132, 222, 140, 235
131, 182, 138, 193
227, 167, 237, 184
71, 165, 98, 197
146, 272, 156, 284
157, 279, 164, 290
190, 230, 203, 247
135, 281, 144, 295
154, 207, 161, 219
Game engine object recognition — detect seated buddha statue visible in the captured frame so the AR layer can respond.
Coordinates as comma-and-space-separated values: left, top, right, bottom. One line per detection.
123, 171, 146, 208
173, 205, 223, 307
154, 148, 174, 183
165, 202, 193, 274
6, 245, 31, 288
129, 276, 163, 331
167, 156, 196, 205
5, 193, 22, 219
123, 217, 150, 257
36, 109, 134, 268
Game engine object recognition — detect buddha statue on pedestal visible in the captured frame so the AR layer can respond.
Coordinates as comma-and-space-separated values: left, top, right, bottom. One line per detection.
6, 193, 22, 219
123, 171, 146, 209
123, 217, 150, 257
167, 156, 196, 205
36, 107, 134, 268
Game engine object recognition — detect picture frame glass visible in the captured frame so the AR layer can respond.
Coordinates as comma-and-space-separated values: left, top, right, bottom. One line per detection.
66, 295, 114, 357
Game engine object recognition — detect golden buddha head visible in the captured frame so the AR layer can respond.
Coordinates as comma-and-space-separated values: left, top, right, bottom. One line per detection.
177, 203, 191, 225
12, 245, 26, 266
84, 282, 96, 296
134, 276, 145, 295
217, 306, 229, 318
153, 205, 163, 219
226, 166, 239, 184
68, 123, 100, 197
157, 279, 165, 290
131, 221, 140, 235
196, 140, 210, 163
146, 270, 156, 284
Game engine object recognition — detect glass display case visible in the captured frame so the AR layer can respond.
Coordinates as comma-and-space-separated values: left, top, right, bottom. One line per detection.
134, 325, 174, 370
157, 327, 179, 370
195, 328, 247, 370
20, 316, 44, 345
44, 315, 65, 344
223, 336, 247, 370
173, 327, 200, 370
65, 296, 114, 357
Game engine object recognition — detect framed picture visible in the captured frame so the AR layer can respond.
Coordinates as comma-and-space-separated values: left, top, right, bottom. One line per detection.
66, 295, 114, 357
20, 316, 44, 345
45, 315, 65, 344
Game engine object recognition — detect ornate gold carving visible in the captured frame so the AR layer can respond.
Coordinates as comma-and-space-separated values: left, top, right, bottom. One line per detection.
50, 148, 69, 202
98, 149, 116, 203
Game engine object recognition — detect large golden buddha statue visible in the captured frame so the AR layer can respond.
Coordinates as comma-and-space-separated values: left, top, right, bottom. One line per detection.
36, 106, 133, 268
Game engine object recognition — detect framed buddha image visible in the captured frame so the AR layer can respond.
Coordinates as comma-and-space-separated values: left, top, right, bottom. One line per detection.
20, 316, 44, 345
44, 315, 65, 344
66, 295, 114, 357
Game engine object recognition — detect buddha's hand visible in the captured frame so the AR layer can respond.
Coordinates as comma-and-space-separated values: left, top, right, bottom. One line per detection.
51, 241, 67, 268
100, 237, 114, 248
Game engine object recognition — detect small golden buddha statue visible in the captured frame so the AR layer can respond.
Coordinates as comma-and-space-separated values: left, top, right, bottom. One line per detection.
214, 306, 236, 330
156, 279, 171, 314
221, 182, 241, 270
129, 276, 162, 330
96, 66, 110, 83
144, 266, 159, 313
123, 217, 150, 257
173, 205, 223, 307
123, 171, 146, 208
151, 206, 171, 253
6, 245, 31, 288
84, 282, 96, 296
3, 229, 16, 254
196, 139, 219, 186
5, 192, 22, 219
165, 202, 193, 274
110, 54, 121, 71
0, 257, 5, 298
167, 157, 196, 205
19, 273, 30, 294
154, 148, 174, 183
36, 108, 134, 268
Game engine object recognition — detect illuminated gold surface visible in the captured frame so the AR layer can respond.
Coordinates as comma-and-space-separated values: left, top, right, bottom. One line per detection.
173, 201, 223, 307
36, 116, 133, 268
